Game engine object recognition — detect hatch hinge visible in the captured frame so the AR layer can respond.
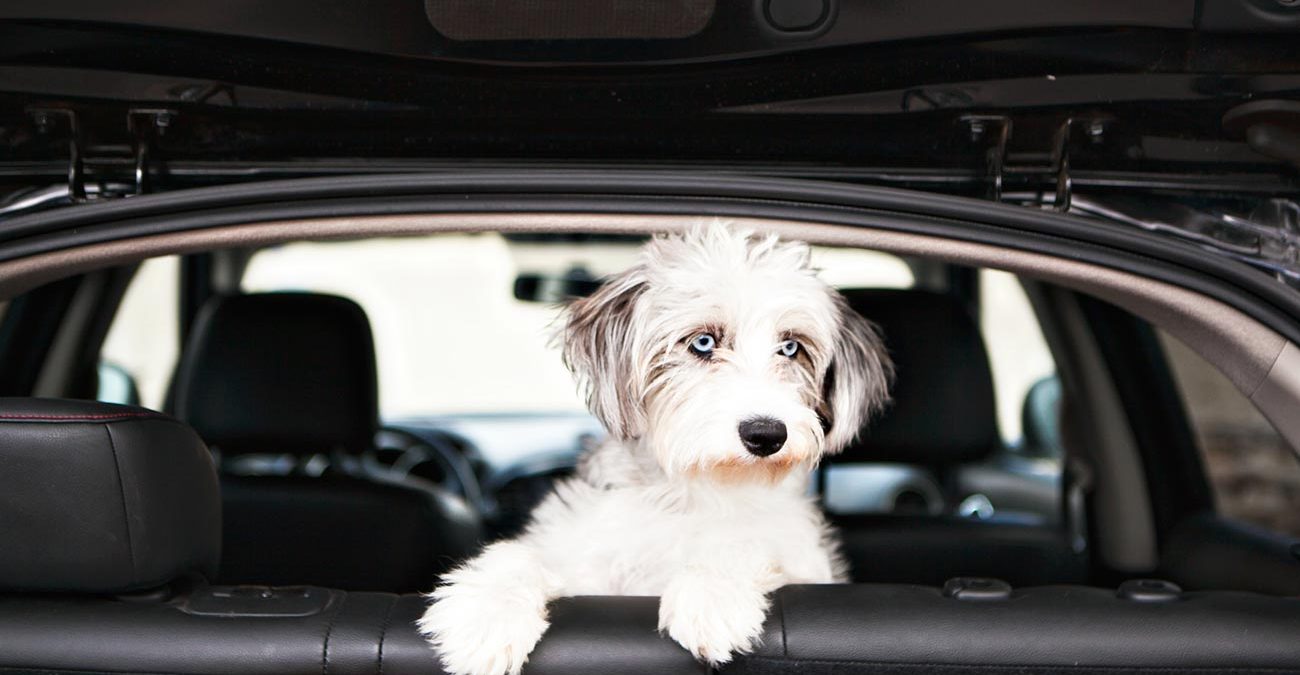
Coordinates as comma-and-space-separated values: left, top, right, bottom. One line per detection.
24, 107, 176, 204
28, 107, 87, 202
961, 114, 1010, 202
964, 115, 1110, 212
128, 108, 176, 196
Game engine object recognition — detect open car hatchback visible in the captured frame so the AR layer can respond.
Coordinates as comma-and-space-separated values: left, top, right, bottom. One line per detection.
1, 2, 1300, 674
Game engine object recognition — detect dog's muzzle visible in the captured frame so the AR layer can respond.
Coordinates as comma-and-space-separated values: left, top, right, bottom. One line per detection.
738, 417, 787, 457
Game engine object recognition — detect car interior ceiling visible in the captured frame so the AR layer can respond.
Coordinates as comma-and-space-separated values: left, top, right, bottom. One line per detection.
1, 215, 1299, 674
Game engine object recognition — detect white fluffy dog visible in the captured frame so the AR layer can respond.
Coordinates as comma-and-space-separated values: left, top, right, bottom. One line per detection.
419, 224, 893, 675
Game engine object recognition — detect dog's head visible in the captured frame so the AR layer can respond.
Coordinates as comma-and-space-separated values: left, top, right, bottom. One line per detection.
562, 224, 893, 483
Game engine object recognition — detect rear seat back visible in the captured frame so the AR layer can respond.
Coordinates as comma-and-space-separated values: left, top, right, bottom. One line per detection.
0, 590, 702, 675
0, 398, 696, 675
2, 398, 1296, 675
731, 583, 1300, 675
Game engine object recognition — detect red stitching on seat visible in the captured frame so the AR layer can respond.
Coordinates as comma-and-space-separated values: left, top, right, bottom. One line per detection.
0, 412, 162, 421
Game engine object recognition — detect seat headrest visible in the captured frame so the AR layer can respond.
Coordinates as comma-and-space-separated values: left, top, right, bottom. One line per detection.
836, 289, 1000, 465
0, 398, 221, 593
172, 293, 379, 456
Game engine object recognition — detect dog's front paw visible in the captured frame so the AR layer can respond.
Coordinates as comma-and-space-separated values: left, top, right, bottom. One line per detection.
657, 572, 771, 666
417, 584, 550, 675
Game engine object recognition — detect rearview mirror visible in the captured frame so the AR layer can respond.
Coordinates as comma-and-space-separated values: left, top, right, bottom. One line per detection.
513, 266, 603, 303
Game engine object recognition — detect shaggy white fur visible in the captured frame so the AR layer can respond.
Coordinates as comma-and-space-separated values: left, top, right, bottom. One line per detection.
419, 223, 893, 675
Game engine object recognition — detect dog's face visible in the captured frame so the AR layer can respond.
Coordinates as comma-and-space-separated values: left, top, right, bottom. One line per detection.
563, 225, 892, 483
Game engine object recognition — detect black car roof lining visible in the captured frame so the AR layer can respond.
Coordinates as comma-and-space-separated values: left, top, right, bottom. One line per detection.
0, 9, 1198, 67
1, 171, 1298, 347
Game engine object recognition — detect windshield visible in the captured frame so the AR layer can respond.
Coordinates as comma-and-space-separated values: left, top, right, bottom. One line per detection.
240, 233, 915, 418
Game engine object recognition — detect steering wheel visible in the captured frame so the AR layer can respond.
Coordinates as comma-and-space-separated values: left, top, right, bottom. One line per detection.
372, 426, 488, 512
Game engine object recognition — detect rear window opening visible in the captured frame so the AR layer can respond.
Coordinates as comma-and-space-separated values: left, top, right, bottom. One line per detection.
3, 215, 1293, 603
5, 210, 1300, 675
102, 234, 1067, 525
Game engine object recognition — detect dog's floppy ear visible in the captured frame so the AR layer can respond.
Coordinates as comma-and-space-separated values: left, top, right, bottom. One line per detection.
561, 267, 648, 440
820, 299, 894, 453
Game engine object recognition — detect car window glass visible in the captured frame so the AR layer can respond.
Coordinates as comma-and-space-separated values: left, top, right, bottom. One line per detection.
99, 256, 180, 409
1159, 330, 1300, 538
240, 233, 914, 420
980, 269, 1057, 451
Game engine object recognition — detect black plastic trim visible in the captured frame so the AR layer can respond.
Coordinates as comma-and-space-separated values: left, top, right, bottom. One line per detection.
2, 171, 1299, 346
0, 274, 80, 395
1076, 294, 1216, 543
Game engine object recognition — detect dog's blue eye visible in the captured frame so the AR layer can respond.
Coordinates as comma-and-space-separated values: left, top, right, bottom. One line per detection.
778, 339, 800, 358
689, 333, 716, 356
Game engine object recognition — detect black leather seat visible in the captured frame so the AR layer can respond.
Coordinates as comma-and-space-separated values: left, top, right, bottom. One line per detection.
0, 398, 698, 675
827, 289, 1086, 586
171, 292, 481, 593
725, 583, 1300, 675
0, 397, 221, 593
3, 398, 1295, 675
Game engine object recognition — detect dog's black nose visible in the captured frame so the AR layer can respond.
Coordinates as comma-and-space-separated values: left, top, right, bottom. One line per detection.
738, 417, 787, 457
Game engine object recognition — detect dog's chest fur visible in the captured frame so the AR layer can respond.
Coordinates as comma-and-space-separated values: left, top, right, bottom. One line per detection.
515, 439, 848, 596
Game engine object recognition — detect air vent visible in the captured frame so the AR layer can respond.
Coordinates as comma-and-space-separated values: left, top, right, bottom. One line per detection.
424, 0, 715, 40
